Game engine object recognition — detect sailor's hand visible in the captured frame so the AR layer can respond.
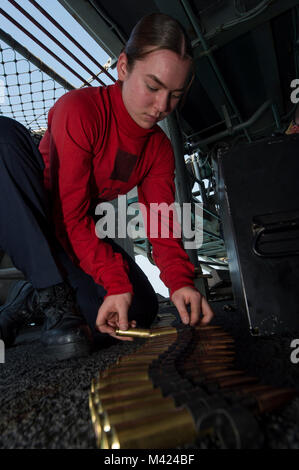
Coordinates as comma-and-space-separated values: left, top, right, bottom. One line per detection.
171, 286, 214, 326
95, 292, 136, 341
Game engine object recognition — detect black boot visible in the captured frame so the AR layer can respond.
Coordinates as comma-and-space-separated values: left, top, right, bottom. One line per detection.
37, 282, 93, 360
0, 281, 41, 347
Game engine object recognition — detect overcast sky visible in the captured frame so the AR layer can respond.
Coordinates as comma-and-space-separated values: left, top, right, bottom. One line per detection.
0, 0, 116, 87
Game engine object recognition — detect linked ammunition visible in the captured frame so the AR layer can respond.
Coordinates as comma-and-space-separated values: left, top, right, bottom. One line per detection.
91, 392, 179, 446
90, 323, 298, 449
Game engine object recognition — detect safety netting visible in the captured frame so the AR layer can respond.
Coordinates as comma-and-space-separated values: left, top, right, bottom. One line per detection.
0, 41, 68, 140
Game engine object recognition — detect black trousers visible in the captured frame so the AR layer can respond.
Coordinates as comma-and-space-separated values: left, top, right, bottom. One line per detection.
0, 116, 158, 336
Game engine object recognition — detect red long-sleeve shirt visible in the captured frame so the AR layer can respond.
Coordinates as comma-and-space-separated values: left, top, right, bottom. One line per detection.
39, 81, 195, 297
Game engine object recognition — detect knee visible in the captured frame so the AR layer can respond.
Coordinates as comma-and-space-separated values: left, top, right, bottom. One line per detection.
0, 116, 22, 137
0, 117, 43, 169
0, 116, 32, 148
129, 288, 159, 328
144, 288, 159, 316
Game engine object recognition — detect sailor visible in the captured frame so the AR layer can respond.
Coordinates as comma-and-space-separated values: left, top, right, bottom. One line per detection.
0, 13, 214, 360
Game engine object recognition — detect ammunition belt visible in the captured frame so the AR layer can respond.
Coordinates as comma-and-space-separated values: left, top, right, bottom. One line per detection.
89, 324, 297, 449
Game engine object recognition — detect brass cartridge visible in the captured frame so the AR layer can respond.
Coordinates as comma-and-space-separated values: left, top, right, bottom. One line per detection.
97, 387, 164, 410
100, 365, 151, 379
89, 393, 103, 447
252, 388, 297, 413
192, 347, 235, 356
194, 338, 235, 347
236, 384, 273, 395
96, 371, 150, 388
118, 355, 159, 364
203, 369, 245, 380
101, 358, 157, 374
196, 332, 233, 340
187, 356, 235, 366
115, 327, 177, 338
115, 328, 151, 338
184, 369, 242, 383
102, 408, 197, 449
150, 327, 178, 337
95, 381, 156, 399
219, 375, 258, 389
183, 363, 231, 372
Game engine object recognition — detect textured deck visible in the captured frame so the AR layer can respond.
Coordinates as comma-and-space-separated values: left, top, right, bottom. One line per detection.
0, 300, 299, 449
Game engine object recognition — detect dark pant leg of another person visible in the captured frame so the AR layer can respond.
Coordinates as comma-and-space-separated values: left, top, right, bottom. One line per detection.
0, 116, 63, 288
0, 117, 94, 357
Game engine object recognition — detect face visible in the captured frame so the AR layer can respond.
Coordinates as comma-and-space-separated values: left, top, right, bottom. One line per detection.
117, 49, 192, 129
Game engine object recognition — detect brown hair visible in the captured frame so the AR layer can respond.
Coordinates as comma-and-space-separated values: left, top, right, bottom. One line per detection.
124, 13, 193, 72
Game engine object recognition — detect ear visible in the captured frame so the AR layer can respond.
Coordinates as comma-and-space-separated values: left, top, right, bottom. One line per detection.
117, 52, 130, 81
